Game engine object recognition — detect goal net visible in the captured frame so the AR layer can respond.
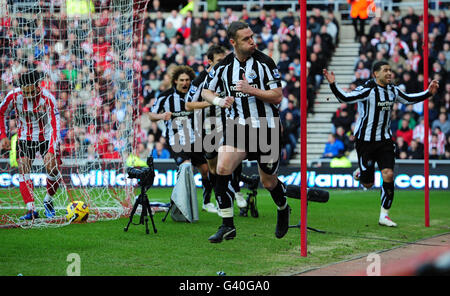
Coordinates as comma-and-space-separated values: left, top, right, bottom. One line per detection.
0, 0, 149, 228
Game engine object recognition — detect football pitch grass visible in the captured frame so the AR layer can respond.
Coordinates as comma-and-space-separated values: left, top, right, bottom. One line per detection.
1, 188, 449, 276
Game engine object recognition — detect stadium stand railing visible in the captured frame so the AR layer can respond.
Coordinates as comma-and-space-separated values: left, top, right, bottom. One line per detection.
8, 1, 60, 14
200, 0, 450, 14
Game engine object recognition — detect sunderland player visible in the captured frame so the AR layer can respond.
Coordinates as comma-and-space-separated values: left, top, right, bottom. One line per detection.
323, 62, 439, 227
0, 71, 62, 220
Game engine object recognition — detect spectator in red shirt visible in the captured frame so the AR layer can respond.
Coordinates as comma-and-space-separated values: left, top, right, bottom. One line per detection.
62, 129, 76, 157
102, 143, 121, 159
177, 19, 191, 40
93, 36, 111, 70
396, 118, 413, 145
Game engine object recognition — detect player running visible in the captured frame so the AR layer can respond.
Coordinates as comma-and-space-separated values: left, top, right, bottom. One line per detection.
201, 21, 328, 243
323, 62, 439, 227
185, 44, 249, 214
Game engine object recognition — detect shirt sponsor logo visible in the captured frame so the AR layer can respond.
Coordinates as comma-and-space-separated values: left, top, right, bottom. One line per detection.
230, 83, 259, 98
377, 101, 394, 111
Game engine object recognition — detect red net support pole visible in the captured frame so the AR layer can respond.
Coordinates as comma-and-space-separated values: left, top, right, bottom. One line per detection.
423, 0, 430, 227
299, 0, 308, 257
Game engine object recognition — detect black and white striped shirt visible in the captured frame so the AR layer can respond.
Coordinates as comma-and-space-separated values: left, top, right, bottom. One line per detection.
204, 50, 282, 128
150, 88, 195, 147
186, 70, 226, 138
330, 79, 431, 142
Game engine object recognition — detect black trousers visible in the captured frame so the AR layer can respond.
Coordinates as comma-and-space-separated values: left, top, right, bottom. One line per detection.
352, 17, 366, 39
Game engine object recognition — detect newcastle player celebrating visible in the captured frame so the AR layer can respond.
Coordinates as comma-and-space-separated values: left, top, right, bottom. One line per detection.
148, 65, 212, 203
185, 45, 248, 214
202, 21, 293, 243
323, 62, 439, 227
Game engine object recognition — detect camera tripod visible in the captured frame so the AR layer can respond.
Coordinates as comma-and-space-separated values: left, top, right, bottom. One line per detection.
239, 188, 259, 218
238, 173, 260, 218
161, 200, 173, 222
124, 185, 157, 235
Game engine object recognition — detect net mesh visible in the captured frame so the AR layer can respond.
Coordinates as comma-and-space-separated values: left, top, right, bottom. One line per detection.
0, 0, 149, 228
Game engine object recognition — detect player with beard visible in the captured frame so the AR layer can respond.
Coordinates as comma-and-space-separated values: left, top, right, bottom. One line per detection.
185, 45, 249, 214
202, 21, 327, 243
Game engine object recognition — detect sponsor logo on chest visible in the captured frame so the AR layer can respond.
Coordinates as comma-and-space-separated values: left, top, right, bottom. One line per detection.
377, 100, 394, 111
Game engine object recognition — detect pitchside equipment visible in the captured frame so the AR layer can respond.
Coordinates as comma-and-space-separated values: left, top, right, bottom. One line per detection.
238, 174, 260, 218
0, 0, 150, 228
124, 156, 157, 234
287, 186, 329, 233
285, 186, 330, 203
162, 162, 199, 223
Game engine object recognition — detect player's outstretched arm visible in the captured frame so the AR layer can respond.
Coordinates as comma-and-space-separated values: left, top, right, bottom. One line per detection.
148, 111, 172, 122
428, 79, 439, 95
323, 69, 335, 84
323, 68, 371, 103
185, 101, 212, 111
202, 89, 234, 108
395, 79, 439, 105
186, 88, 228, 110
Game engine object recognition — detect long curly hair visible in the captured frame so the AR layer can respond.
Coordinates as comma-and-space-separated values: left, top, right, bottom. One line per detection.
170, 65, 196, 86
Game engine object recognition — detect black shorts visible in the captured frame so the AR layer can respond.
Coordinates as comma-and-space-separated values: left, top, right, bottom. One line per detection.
170, 143, 207, 167
198, 128, 221, 160
17, 140, 49, 159
355, 139, 396, 184
223, 120, 281, 175
204, 151, 218, 160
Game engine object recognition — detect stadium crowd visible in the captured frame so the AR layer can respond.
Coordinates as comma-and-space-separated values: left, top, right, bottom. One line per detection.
326, 7, 450, 161
0, 1, 339, 165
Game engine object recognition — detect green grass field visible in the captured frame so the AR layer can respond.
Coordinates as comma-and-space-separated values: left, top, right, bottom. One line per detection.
0, 188, 449, 276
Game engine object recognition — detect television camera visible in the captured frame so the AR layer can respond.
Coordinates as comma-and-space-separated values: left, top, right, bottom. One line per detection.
124, 156, 157, 234
238, 174, 260, 218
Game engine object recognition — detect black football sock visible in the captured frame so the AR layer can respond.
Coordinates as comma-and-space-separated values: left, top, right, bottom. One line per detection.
269, 179, 287, 210
381, 181, 394, 210
202, 175, 213, 204
231, 163, 242, 193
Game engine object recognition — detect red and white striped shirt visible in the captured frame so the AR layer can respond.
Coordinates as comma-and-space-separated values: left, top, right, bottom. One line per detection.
0, 87, 60, 153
